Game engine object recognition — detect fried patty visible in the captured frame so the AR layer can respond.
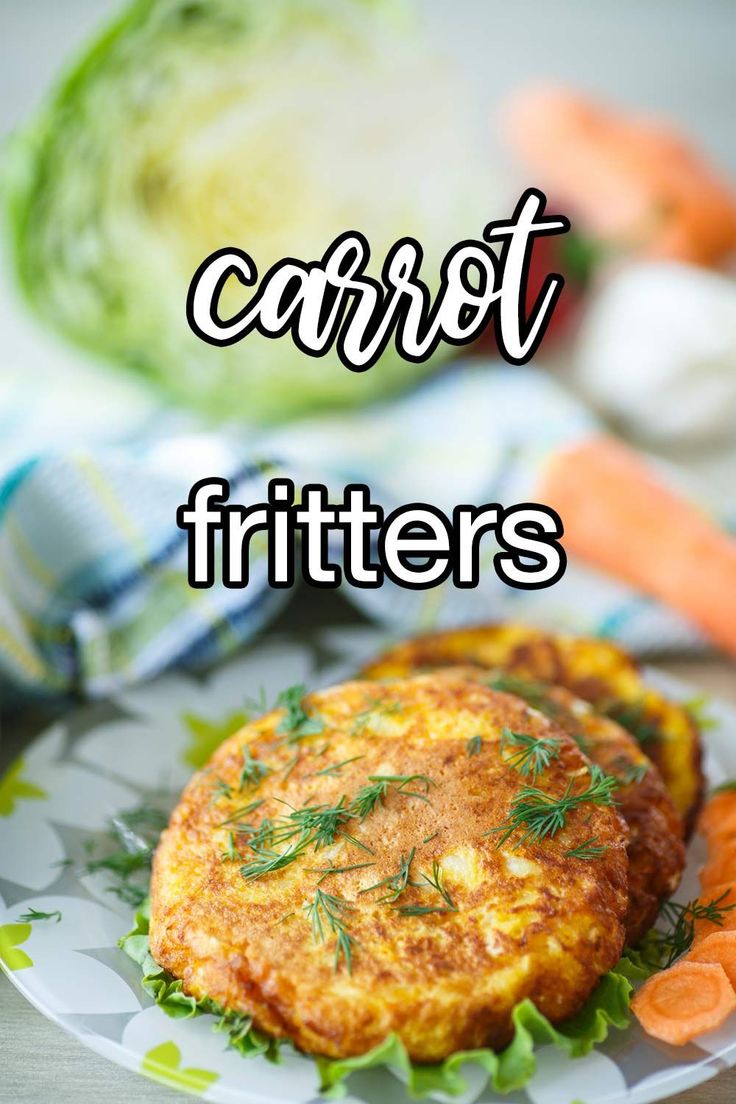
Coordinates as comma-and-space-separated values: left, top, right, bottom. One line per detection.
362, 624, 703, 833
412, 666, 684, 945
150, 674, 629, 1062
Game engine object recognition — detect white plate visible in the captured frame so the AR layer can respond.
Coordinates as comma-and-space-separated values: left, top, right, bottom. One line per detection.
2, 627, 736, 1104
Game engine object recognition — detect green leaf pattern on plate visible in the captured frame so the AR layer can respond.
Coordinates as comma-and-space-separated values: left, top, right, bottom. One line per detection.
181, 712, 248, 770
0, 758, 47, 817
142, 1040, 219, 1096
0, 923, 33, 971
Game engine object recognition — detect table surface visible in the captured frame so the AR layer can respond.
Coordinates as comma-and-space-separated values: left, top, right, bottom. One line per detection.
2, 637, 736, 1104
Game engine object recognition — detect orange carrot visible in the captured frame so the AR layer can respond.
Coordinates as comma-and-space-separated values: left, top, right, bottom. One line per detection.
502, 86, 736, 267
689, 932, 736, 988
537, 436, 736, 658
699, 792, 736, 845
693, 884, 736, 945
701, 850, 736, 892
632, 960, 736, 1045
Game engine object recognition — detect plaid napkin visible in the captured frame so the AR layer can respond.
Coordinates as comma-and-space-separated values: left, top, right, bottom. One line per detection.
1, 305, 712, 703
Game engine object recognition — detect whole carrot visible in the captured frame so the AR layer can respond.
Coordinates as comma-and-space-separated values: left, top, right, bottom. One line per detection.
538, 435, 736, 655
503, 86, 736, 267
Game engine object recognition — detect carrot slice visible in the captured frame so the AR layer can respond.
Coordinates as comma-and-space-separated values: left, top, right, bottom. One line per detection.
502, 86, 736, 266
537, 436, 736, 658
689, 932, 736, 988
693, 884, 736, 945
701, 850, 736, 892
632, 960, 736, 1045
699, 792, 736, 844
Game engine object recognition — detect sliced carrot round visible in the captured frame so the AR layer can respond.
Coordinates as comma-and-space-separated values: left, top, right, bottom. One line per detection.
631, 960, 736, 1045
700, 849, 736, 891
693, 883, 736, 944
699, 792, 736, 843
689, 931, 736, 988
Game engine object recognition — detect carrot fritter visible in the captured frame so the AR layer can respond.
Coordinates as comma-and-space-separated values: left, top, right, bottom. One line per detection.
150, 674, 629, 1061
362, 624, 703, 834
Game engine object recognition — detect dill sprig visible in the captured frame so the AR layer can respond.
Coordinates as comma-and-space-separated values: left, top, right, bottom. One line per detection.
360, 849, 415, 902
238, 748, 272, 789
396, 860, 457, 916
217, 798, 264, 827
81, 803, 169, 907
485, 673, 560, 719
564, 836, 609, 861
601, 699, 658, 746
620, 762, 649, 787
17, 907, 61, 923
275, 685, 324, 743
239, 835, 312, 880
351, 774, 434, 820
221, 831, 241, 862
466, 735, 483, 757
350, 699, 402, 737
313, 861, 375, 886
288, 799, 354, 849
304, 888, 356, 973
644, 892, 736, 968
491, 765, 618, 850
312, 755, 365, 778
210, 779, 233, 803
500, 727, 561, 780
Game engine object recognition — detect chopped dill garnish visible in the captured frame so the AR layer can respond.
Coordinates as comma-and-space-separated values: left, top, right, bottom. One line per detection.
221, 831, 241, 862
396, 860, 457, 916
500, 728, 561, 780
564, 836, 609, 861
243, 687, 270, 715
466, 735, 483, 757
601, 699, 658, 746
620, 762, 649, 786
304, 888, 356, 973
312, 755, 365, 778
485, 673, 560, 718
289, 798, 354, 849
17, 907, 61, 923
282, 752, 300, 781
491, 765, 618, 850
350, 699, 402, 737
218, 798, 264, 827
238, 747, 272, 789
211, 778, 233, 803
81, 802, 169, 907
360, 849, 415, 902
313, 861, 375, 886
352, 774, 434, 820
240, 836, 311, 880
275, 684, 324, 743
643, 891, 736, 968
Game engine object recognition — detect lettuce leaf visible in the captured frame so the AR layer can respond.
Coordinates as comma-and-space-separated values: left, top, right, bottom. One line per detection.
120, 899, 641, 1098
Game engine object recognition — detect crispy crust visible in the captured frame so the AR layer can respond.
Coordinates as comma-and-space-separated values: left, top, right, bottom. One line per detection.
417, 667, 685, 944
150, 674, 629, 1061
362, 624, 703, 835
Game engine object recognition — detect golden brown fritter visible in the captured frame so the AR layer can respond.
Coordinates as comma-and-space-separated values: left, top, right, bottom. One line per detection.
150, 674, 629, 1062
362, 624, 703, 833
412, 666, 684, 945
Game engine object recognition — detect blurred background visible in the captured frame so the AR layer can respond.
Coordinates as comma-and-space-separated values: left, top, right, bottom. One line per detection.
0, 0, 735, 705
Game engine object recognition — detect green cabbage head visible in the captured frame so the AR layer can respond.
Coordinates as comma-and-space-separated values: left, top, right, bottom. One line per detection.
6, 0, 492, 421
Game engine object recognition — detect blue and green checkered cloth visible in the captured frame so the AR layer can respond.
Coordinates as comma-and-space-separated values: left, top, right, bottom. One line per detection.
0, 340, 708, 701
